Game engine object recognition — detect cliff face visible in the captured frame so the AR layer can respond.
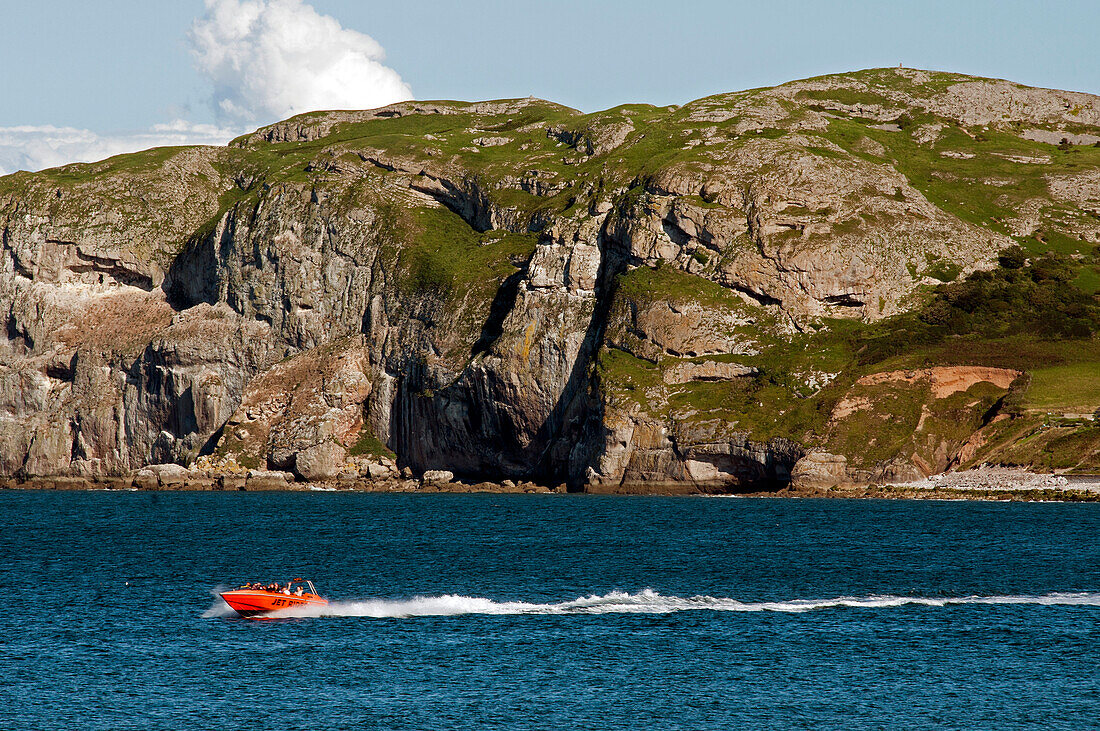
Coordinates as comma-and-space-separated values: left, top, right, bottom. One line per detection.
3, 68, 1099, 488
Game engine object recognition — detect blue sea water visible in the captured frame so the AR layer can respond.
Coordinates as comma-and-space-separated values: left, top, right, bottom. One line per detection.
1, 492, 1098, 730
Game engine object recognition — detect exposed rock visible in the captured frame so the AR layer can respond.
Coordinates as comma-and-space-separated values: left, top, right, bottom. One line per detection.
662, 360, 756, 385
791, 452, 852, 489
422, 470, 455, 484
245, 470, 293, 490
366, 462, 392, 479
880, 457, 928, 484
853, 367, 1020, 399
547, 116, 634, 156
1021, 129, 1100, 147
294, 441, 347, 481
132, 469, 159, 490
146, 463, 191, 486
217, 474, 247, 491
472, 136, 511, 147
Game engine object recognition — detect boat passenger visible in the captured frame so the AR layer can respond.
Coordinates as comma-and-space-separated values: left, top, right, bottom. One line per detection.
295, 586, 304, 596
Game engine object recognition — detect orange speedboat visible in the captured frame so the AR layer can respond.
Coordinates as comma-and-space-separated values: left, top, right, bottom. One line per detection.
220, 579, 328, 618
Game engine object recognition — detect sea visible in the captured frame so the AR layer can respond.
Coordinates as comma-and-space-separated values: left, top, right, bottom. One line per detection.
1, 491, 1098, 730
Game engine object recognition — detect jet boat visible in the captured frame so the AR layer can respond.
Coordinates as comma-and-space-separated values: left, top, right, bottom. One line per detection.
220, 579, 328, 618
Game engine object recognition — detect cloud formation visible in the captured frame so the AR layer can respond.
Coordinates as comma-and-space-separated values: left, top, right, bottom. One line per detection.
0, 121, 237, 176
3, 0, 411, 173
190, 0, 413, 125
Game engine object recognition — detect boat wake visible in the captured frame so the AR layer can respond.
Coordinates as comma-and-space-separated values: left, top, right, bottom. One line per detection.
205, 588, 1100, 619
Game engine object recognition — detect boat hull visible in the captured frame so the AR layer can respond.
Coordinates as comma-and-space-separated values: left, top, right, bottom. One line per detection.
220, 590, 328, 618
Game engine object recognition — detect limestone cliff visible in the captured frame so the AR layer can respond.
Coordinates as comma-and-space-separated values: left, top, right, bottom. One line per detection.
2, 68, 1099, 489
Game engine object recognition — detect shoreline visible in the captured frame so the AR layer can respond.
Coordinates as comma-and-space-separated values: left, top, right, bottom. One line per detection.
4, 473, 1100, 502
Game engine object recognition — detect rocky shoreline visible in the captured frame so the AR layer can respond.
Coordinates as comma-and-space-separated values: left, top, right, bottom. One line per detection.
5, 466, 1099, 502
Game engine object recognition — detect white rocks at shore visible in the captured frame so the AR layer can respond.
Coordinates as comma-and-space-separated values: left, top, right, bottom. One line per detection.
421, 470, 455, 484
894, 467, 1100, 493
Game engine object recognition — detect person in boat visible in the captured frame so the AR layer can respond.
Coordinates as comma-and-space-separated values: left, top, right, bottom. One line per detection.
295, 586, 304, 596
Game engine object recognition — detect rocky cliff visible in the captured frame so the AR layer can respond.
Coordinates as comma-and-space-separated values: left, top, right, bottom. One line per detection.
2, 68, 1099, 490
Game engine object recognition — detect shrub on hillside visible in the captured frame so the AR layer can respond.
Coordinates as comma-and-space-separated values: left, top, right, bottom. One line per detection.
860, 249, 1100, 364
917, 250, 1099, 339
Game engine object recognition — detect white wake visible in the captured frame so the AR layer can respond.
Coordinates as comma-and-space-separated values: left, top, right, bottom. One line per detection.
206, 588, 1100, 619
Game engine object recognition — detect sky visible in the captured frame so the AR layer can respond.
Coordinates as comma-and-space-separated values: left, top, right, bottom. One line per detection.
1, 0, 1097, 174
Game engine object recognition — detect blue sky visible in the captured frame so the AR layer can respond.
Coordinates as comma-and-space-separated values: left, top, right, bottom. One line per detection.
1, 0, 1097, 172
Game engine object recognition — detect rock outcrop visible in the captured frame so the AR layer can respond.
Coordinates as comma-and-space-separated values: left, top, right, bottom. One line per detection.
2, 68, 1099, 490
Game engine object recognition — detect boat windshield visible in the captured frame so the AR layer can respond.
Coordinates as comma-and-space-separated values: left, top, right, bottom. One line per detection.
297, 579, 319, 595
288, 578, 318, 595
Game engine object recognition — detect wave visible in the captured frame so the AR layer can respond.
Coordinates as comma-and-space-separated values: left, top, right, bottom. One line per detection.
206, 588, 1100, 619
201, 585, 240, 618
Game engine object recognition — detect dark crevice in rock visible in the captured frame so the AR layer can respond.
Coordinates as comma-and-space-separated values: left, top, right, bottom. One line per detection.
661, 217, 692, 247
10, 259, 33, 280
198, 424, 225, 457
69, 250, 156, 290
44, 355, 76, 382
823, 293, 864, 307
69, 418, 84, 463
470, 267, 526, 357
409, 176, 494, 234
360, 155, 395, 172
5, 313, 31, 352
4, 227, 35, 281
729, 283, 782, 307
164, 211, 235, 310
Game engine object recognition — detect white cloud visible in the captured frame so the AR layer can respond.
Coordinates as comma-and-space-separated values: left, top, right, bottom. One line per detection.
189, 0, 413, 125
1, 0, 411, 174
0, 122, 239, 176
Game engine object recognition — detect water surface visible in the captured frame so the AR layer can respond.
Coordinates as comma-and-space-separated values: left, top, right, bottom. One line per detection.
2, 492, 1097, 729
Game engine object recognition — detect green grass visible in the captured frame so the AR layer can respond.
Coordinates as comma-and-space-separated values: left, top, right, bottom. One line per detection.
347, 429, 396, 459
616, 261, 747, 310
397, 206, 538, 301
1025, 229, 1094, 257
926, 257, 961, 282
1036, 426, 1100, 471
824, 382, 928, 468
1075, 266, 1100, 294
597, 347, 663, 409
1025, 362, 1100, 412
33, 146, 190, 185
